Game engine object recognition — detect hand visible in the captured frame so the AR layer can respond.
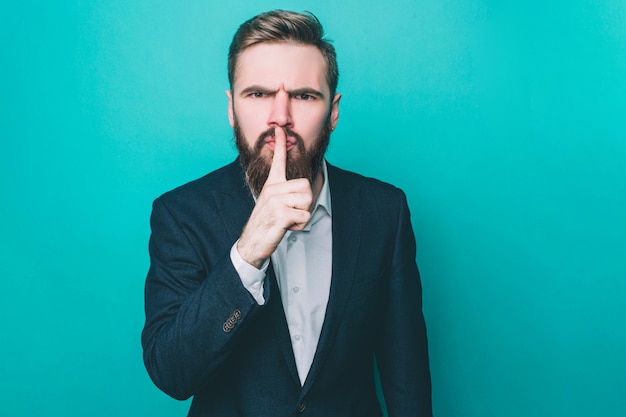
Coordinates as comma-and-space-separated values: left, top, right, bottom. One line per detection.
237, 127, 312, 268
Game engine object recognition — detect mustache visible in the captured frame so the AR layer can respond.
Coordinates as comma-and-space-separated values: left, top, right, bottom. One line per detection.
255, 127, 304, 152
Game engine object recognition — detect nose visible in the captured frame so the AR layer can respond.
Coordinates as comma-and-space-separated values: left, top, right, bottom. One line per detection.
267, 91, 292, 128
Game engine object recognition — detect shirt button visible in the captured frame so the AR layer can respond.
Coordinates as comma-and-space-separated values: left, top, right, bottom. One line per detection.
289, 235, 298, 243
292, 287, 300, 293
294, 335, 301, 341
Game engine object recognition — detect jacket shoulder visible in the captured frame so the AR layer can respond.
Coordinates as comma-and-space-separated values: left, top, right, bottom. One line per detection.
327, 163, 407, 200
155, 160, 248, 205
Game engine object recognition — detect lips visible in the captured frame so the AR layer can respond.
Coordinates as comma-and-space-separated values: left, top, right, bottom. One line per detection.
255, 127, 303, 153
264, 137, 297, 151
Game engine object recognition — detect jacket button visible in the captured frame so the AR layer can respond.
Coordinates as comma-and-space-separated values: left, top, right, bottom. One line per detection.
296, 401, 306, 413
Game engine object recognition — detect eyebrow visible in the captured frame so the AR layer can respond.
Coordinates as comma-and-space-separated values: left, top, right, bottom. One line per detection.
239, 85, 326, 100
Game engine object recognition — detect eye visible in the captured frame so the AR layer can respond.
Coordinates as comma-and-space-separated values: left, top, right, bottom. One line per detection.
294, 93, 315, 101
249, 92, 266, 98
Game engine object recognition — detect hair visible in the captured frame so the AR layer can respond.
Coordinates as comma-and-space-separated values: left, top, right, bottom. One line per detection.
228, 10, 339, 97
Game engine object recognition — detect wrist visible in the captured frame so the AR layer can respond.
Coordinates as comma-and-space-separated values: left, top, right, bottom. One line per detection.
236, 239, 266, 269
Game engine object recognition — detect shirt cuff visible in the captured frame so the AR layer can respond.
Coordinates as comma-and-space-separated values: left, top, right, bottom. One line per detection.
230, 240, 268, 305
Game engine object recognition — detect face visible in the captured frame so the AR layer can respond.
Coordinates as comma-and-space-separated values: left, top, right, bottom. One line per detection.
227, 42, 340, 196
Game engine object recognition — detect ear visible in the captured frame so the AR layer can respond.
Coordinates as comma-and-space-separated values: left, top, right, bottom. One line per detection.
226, 90, 234, 128
330, 93, 341, 131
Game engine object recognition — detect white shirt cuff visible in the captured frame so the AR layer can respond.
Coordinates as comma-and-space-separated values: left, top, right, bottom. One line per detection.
230, 240, 268, 305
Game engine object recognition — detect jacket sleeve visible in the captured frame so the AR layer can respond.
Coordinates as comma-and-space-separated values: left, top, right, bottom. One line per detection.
375, 190, 433, 416
141, 196, 267, 400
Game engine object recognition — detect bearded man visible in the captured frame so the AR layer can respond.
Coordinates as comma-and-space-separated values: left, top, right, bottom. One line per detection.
142, 10, 432, 417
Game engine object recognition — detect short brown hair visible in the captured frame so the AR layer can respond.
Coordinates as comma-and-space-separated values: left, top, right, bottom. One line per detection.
228, 10, 339, 96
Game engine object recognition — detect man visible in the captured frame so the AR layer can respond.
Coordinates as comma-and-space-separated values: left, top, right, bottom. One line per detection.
142, 10, 432, 416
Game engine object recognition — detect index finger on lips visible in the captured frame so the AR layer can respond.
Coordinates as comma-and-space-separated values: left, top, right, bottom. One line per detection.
266, 126, 287, 184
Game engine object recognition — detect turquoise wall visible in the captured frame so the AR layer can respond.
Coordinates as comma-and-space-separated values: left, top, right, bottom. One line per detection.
2, 0, 624, 415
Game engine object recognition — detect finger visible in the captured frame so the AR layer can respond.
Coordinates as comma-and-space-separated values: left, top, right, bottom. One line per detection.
266, 127, 287, 184
280, 191, 313, 212
287, 210, 311, 231
260, 177, 311, 198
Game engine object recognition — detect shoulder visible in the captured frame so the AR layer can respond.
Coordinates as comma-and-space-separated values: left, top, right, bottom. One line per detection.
327, 162, 407, 202
158, 160, 246, 199
153, 160, 250, 210
326, 162, 411, 224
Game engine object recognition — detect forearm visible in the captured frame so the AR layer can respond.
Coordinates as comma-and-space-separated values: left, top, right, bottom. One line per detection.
141, 198, 267, 400
142, 255, 264, 399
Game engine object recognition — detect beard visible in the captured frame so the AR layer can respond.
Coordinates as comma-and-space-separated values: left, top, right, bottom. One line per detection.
234, 115, 332, 197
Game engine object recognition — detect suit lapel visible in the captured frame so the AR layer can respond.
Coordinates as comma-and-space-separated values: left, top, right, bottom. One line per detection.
267, 263, 301, 385
212, 161, 301, 385
301, 164, 362, 395
212, 161, 255, 241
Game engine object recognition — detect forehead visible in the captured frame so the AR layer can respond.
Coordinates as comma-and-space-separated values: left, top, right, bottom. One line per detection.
233, 42, 329, 94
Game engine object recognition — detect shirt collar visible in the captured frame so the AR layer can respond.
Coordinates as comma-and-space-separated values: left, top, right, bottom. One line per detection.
299, 160, 331, 232
313, 160, 332, 217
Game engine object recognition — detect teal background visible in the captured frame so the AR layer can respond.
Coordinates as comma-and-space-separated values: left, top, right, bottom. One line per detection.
2, 0, 625, 415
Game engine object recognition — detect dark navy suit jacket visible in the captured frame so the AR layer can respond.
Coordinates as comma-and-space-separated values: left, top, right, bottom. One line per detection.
142, 160, 432, 416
